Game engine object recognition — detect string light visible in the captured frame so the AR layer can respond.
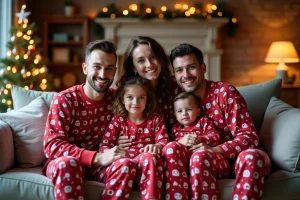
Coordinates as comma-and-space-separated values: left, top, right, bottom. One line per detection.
161, 6, 167, 12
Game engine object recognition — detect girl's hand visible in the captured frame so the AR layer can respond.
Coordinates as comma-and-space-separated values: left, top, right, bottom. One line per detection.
178, 134, 201, 147
116, 134, 132, 150
140, 144, 163, 154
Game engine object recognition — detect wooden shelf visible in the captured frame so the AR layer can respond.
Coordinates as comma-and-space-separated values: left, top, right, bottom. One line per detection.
48, 41, 84, 45
43, 15, 89, 91
47, 62, 82, 68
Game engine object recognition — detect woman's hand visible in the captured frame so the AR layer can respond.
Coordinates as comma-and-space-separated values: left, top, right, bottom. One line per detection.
140, 144, 163, 154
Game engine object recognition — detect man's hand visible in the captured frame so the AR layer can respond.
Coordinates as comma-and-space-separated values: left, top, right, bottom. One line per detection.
178, 134, 201, 147
139, 144, 162, 154
92, 146, 127, 167
190, 143, 223, 155
116, 134, 132, 150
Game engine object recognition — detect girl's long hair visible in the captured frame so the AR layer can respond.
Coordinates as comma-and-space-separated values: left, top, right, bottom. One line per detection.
113, 76, 156, 117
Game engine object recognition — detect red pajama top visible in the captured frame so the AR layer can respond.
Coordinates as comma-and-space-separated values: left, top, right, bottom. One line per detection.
201, 80, 259, 159
99, 114, 169, 158
43, 84, 115, 170
172, 117, 220, 147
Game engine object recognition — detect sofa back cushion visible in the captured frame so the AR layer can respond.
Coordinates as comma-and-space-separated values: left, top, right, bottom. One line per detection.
260, 97, 300, 172
11, 85, 57, 110
237, 79, 281, 132
0, 97, 48, 168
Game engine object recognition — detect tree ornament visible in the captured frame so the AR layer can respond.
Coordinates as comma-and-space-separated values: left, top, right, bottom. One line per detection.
16, 5, 31, 22
29, 83, 34, 90
11, 36, 16, 41
0, 69, 4, 76
21, 67, 26, 74
12, 48, 17, 54
27, 51, 31, 55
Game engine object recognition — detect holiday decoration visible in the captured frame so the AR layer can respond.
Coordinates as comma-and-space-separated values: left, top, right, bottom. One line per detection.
95, 2, 239, 36
0, 5, 52, 112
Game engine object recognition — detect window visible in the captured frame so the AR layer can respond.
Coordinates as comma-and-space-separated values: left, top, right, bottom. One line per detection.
0, 0, 12, 59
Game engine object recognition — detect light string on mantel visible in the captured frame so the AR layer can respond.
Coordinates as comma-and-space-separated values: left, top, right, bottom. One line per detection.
95, 2, 239, 36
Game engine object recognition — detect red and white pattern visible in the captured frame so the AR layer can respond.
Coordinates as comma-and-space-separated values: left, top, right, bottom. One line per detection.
162, 80, 271, 200
100, 114, 169, 199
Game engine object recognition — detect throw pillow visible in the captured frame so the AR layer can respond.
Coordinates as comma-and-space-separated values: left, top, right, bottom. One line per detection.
259, 97, 300, 172
0, 96, 48, 168
237, 78, 281, 133
11, 85, 57, 110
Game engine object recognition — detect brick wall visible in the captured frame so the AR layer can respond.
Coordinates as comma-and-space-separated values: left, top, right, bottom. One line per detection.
220, 0, 300, 86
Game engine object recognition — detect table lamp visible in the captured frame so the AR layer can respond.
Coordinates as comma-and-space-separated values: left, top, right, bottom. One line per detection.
265, 41, 299, 84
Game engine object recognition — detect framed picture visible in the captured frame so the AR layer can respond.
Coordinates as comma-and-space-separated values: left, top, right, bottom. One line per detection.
52, 48, 70, 62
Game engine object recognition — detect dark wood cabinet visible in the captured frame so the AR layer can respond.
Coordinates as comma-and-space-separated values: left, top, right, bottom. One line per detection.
43, 15, 89, 91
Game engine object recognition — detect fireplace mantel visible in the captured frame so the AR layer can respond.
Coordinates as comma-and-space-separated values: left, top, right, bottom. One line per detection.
95, 18, 228, 81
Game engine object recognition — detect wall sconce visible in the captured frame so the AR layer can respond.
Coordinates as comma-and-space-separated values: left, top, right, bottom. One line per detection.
265, 41, 299, 84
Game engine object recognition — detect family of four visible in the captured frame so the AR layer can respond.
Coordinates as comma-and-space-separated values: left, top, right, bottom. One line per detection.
43, 36, 271, 200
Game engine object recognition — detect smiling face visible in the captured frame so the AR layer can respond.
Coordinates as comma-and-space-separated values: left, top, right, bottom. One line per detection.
123, 85, 147, 119
82, 49, 117, 99
173, 54, 206, 96
132, 44, 162, 87
174, 97, 200, 127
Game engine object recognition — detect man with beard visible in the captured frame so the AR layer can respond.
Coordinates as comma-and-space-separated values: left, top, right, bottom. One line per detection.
43, 40, 137, 200
162, 43, 271, 200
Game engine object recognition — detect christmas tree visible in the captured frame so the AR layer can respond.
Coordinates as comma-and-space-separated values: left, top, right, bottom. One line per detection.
0, 5, 52, 113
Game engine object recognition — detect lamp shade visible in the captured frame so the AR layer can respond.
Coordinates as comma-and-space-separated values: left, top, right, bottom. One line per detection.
265, 41, 299, 63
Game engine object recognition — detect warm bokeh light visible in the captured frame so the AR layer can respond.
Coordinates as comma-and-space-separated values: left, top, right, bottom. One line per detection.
27, 30, 32, 35
26, 72, 31, 76
12, 67, 17, 73
161, 6, 167, 12
110, 13, 116, 19
22, 4, 26, 9
6, 84, 11, 89
174, 4, 181, 10
16, 31, 23, 37
34, 59, 39, 64
24, 86, 29, 90
24, 54, 28, 59
189, 7, 196, 14
102, 7, 108, 12
6, 51, 11, 56
15, 55, 20, 60
146, 8, 151, 13
42, 79, 47, 83
218, 12, 222, 16
29, 40, 34, 44
212, 5, 217, 10
7, 100, 12, 105
129, 4, 138, 11
7, 66, 11, 71
123, 10, 129, 15
159, 13, 164, 19
185, 11, 191, 16
232, 18, 237, 23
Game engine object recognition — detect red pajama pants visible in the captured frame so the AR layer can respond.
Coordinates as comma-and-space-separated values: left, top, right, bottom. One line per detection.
45, 156, 137, 200
162, 141, 271, 200
132, 152, 164, 200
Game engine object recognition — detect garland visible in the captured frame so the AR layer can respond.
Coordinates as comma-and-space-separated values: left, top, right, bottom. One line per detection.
95, 2, 239, 36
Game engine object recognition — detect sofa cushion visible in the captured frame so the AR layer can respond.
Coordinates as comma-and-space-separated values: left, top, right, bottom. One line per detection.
0, 97, 48, 168
259, 97, 300, 172
237, 79, 281, 132
11, 85, 57, 110
0, 120, 14, 173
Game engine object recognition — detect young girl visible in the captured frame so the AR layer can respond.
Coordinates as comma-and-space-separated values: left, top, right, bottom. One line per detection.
164, 92, 220, 200
99, 76, 169, 200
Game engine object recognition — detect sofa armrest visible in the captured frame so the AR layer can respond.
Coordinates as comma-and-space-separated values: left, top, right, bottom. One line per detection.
0, 119, 14, 174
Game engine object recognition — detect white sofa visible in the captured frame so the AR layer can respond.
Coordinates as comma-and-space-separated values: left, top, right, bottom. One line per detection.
1, 79, 300, 200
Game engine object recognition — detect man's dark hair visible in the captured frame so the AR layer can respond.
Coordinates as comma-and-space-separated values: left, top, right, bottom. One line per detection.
85, 40, 117, 63
169, 43, 204, 68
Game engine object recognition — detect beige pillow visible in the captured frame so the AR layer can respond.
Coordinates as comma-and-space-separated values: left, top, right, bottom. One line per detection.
0, 96, 48, 168
11, 85, 57, 110
259, 97, 300, 172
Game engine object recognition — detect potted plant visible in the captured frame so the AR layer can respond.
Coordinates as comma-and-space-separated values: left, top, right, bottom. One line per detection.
64, 0, 75, 16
